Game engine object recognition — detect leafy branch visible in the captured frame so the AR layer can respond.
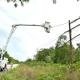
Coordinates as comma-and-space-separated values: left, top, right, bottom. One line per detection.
7, 0, 29, 7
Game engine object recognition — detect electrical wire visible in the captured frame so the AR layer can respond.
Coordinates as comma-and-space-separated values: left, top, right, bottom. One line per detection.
54, 22, 68, 27
61, 24, 80, 35
67, 34, 80, 42
38, 22, 69, 47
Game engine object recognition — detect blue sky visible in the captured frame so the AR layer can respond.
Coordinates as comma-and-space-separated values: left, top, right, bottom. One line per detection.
0, 0, 80, 61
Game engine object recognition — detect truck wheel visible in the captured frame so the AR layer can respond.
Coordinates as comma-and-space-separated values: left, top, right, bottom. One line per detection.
0, 67, 3, 72
0, 67, 1, 71
3, 64, 7, 71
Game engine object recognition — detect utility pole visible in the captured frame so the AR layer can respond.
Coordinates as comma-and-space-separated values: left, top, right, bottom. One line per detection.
77, 0, 78, 1
69, 20, 73, 64
68, 17, 80, 64
59, 17, 80, 64
53, 0, 56, 4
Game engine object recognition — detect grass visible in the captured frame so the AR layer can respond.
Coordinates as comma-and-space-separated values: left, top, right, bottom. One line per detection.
0, 61, 80, 80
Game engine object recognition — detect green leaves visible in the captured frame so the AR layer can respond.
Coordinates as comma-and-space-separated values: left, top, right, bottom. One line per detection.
54, 43, 71, 64
6, 0, 29, 7
35, 47, 55, 63
4, 51, 19, 63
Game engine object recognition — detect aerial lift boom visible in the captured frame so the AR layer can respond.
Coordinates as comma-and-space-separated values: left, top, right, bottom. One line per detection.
0, 21, 52, 71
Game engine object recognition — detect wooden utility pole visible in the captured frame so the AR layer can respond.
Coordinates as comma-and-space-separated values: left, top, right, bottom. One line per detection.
69, 20, 73, 64
60, 17, 80, 64
53, 0, 56, 4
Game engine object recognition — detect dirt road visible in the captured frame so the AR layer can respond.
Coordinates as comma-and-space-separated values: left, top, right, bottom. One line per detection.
7, 64, 19, 70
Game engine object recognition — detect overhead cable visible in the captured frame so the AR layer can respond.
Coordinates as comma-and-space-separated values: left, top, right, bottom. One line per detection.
54, 22, 68, 27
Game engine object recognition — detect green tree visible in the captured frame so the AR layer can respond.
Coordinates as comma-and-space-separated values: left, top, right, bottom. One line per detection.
4, 51, 19, 63
54, 43, 71, 64
35, 47, 55, 63
54, 35, 76, 64
56, 35, 67, 48
4, 51, 11, 63
6, 0, 29, 7
75, 43, 80, 62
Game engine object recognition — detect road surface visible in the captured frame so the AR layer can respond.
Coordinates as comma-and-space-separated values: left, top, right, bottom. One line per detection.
7, 64, 19, 70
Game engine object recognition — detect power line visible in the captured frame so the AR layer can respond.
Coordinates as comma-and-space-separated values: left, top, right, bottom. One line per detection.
54, 22, 68, 27
67, 34, 80, 42
61, 24, 80, 35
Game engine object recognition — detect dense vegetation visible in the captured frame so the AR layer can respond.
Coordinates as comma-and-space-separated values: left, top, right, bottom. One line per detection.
4, 51, 20, 64
0, 62, 80, 80
0, 35, 80, 80
34, 35, 80, 64
0, 0, 80, 80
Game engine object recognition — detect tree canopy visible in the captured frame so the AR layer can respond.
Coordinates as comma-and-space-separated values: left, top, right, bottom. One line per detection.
34, 35, 80, 64
4, 51, 19, 63
35, 47, 55, 63
6, 0, 29, 7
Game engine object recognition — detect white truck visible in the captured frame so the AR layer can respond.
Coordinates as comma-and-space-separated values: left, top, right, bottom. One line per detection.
0, 57, 8, 71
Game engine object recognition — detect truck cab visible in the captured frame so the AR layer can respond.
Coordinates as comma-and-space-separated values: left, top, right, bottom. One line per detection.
0, 50, 8, 71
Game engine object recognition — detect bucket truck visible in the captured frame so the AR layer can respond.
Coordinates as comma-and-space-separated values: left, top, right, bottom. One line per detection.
0, 26, 17, 71
0, 21, 52, 71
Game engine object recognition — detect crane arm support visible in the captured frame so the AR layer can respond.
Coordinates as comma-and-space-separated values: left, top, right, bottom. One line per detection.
2, 26, 17, 54
12, 24, 41, 27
